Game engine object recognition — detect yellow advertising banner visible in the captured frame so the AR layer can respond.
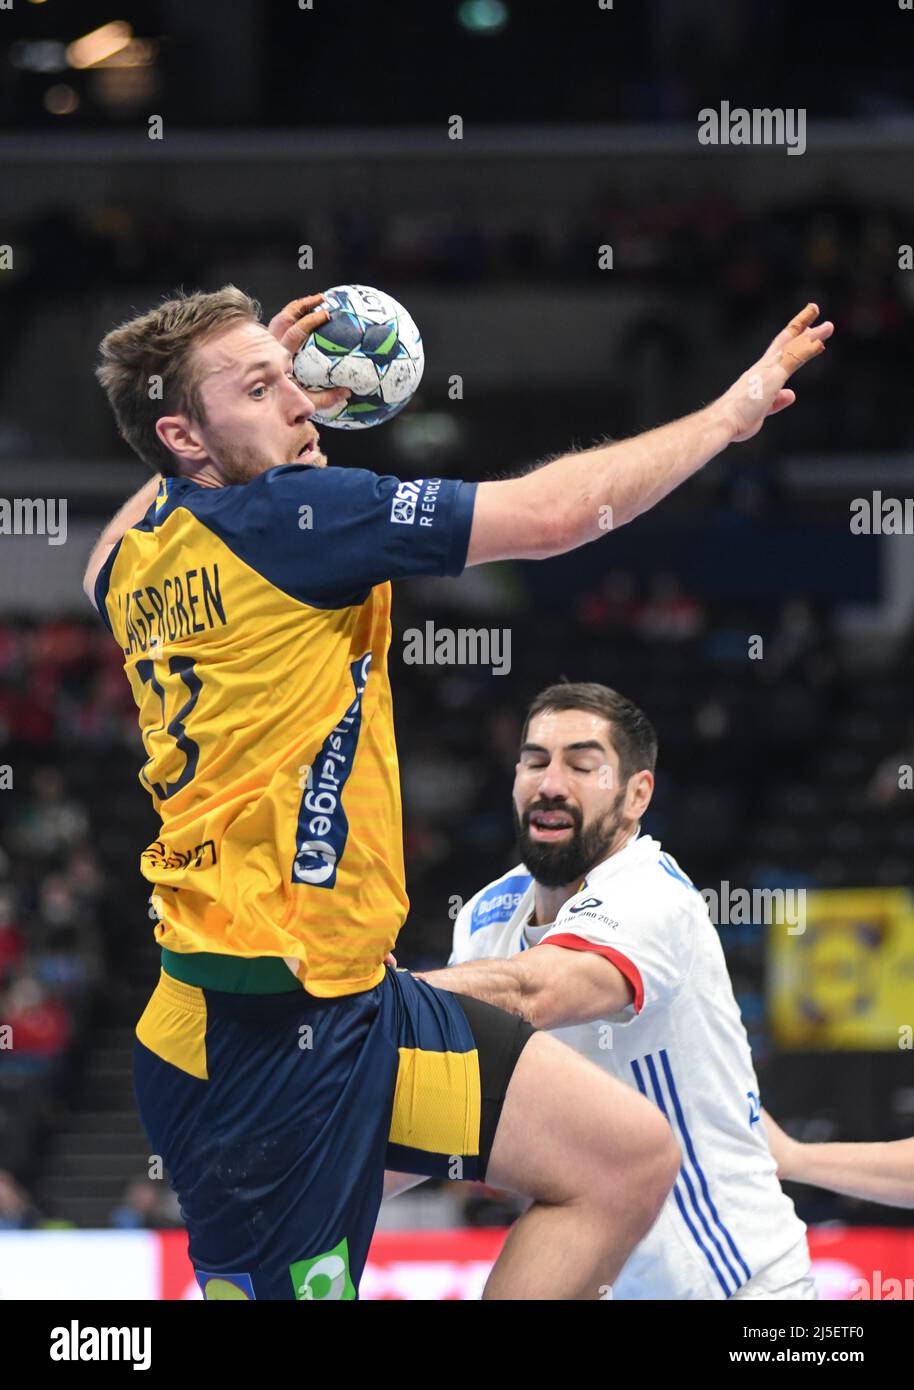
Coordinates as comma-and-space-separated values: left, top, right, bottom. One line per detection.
768, 888, 914, 1049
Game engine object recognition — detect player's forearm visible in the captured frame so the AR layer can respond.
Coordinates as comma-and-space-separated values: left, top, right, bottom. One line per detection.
543, 402, 733, 544
468, 305, 830, 565
415, 960, 537, 1025
785, 1139, 914, 1209
474, 402, 733, 561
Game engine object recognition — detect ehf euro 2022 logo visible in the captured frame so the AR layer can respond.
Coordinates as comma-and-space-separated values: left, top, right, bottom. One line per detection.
289, 1237, 355, 1301
292, 654, 371, 888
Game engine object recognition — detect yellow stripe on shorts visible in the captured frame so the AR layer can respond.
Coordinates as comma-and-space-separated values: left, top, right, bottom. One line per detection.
135, 969, 209, 1080
388, 1046, 481, 1157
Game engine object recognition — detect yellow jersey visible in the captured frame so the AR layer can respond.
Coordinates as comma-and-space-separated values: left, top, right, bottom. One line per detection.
94, 464, 477, 997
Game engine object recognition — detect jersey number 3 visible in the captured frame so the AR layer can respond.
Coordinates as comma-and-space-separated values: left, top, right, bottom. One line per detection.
137, 656, 201, 799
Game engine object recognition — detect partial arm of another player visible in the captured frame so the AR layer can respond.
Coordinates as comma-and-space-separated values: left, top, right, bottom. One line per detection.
465, 304, 833, 565
415, 943, 633, 1030
83, 474, 164, 609
382, 1171, 430, 1200
762, 1108, 914, 1209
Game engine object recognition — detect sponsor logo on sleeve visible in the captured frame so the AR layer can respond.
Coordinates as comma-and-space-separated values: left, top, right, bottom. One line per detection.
390, 478, 443, 527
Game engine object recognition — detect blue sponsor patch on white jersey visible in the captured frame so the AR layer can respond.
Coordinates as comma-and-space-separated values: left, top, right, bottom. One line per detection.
469, 873, 532, 935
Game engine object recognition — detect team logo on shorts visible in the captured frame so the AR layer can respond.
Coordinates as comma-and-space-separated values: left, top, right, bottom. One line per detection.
289, 1237, 355, 1301
195, 1270, 256, 1299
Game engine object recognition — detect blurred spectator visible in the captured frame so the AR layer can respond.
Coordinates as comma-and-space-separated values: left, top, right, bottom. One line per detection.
110, 1179, 182, 1230
63, 846, 105, 913
868, 720, 914, 806
634, 572, 705, 642
0, 975, 71, 1060
576, 570, 638, 636
0, 887, 24, 985
32, 873, 102, 997
763, 598, 838, 690
7, 769, 89, 860
401, 743, 477, 824
0, 1170, 43, 1231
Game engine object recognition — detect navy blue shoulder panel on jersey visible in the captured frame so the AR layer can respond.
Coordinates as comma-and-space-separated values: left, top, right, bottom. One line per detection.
164, 465, 478, 609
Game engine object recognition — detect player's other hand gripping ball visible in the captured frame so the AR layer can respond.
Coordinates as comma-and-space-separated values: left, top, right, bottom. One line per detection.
292, 284, 424, 430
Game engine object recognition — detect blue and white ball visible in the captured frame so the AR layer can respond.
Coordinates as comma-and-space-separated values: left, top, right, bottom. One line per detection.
293, 284, 424, 429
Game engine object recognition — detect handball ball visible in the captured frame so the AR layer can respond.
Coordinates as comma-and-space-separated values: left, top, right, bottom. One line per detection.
293, 284, 424, 429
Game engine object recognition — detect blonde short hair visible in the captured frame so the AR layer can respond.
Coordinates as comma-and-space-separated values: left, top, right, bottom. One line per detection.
95, 285, 261, 476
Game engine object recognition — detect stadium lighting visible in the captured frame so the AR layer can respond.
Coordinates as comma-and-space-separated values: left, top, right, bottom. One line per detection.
9, 40, 67, 73
457, 0, 509, 36
66, 20, 132, 70
43, 84, 80, 116
91, 39, 158, 69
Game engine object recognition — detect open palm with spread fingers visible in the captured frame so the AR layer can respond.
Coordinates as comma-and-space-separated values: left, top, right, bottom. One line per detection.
719, 303, 834, 443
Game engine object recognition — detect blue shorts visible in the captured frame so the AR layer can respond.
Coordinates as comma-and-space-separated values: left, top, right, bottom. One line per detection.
133, 960, 534, 1300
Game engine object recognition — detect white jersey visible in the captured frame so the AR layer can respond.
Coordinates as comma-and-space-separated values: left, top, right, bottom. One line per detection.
450, 834, 812, 1300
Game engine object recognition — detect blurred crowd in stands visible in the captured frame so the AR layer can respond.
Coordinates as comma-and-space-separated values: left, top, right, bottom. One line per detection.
0, 184, 905, 444
0, 620, 139, 749
2, 183, 912, 459
3, 185, 911, 315
0, 763, 105, 1070
0, 1168, 183, 1232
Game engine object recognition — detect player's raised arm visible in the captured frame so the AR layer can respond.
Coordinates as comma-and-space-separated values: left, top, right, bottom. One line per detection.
466, 304, 833, 565
762, 1109, 914, 1209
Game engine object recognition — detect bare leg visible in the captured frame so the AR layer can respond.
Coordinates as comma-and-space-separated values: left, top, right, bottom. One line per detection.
482, 1031, 679, 1300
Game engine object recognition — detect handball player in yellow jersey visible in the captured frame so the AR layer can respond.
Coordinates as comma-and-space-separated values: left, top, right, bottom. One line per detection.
84, 288, 830, 1300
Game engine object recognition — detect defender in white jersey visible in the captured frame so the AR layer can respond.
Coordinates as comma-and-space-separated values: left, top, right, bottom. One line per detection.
419, 681, 815, 1300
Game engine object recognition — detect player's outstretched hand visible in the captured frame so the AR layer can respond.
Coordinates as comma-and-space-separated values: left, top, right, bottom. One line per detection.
268, 294, 351, 416
717, 303, 834, 443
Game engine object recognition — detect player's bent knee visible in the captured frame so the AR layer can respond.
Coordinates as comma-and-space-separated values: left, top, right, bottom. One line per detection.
486, 1029, 678, 1210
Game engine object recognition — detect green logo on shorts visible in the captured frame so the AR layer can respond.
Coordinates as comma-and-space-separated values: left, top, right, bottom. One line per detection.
289, 1237, 355, 1300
